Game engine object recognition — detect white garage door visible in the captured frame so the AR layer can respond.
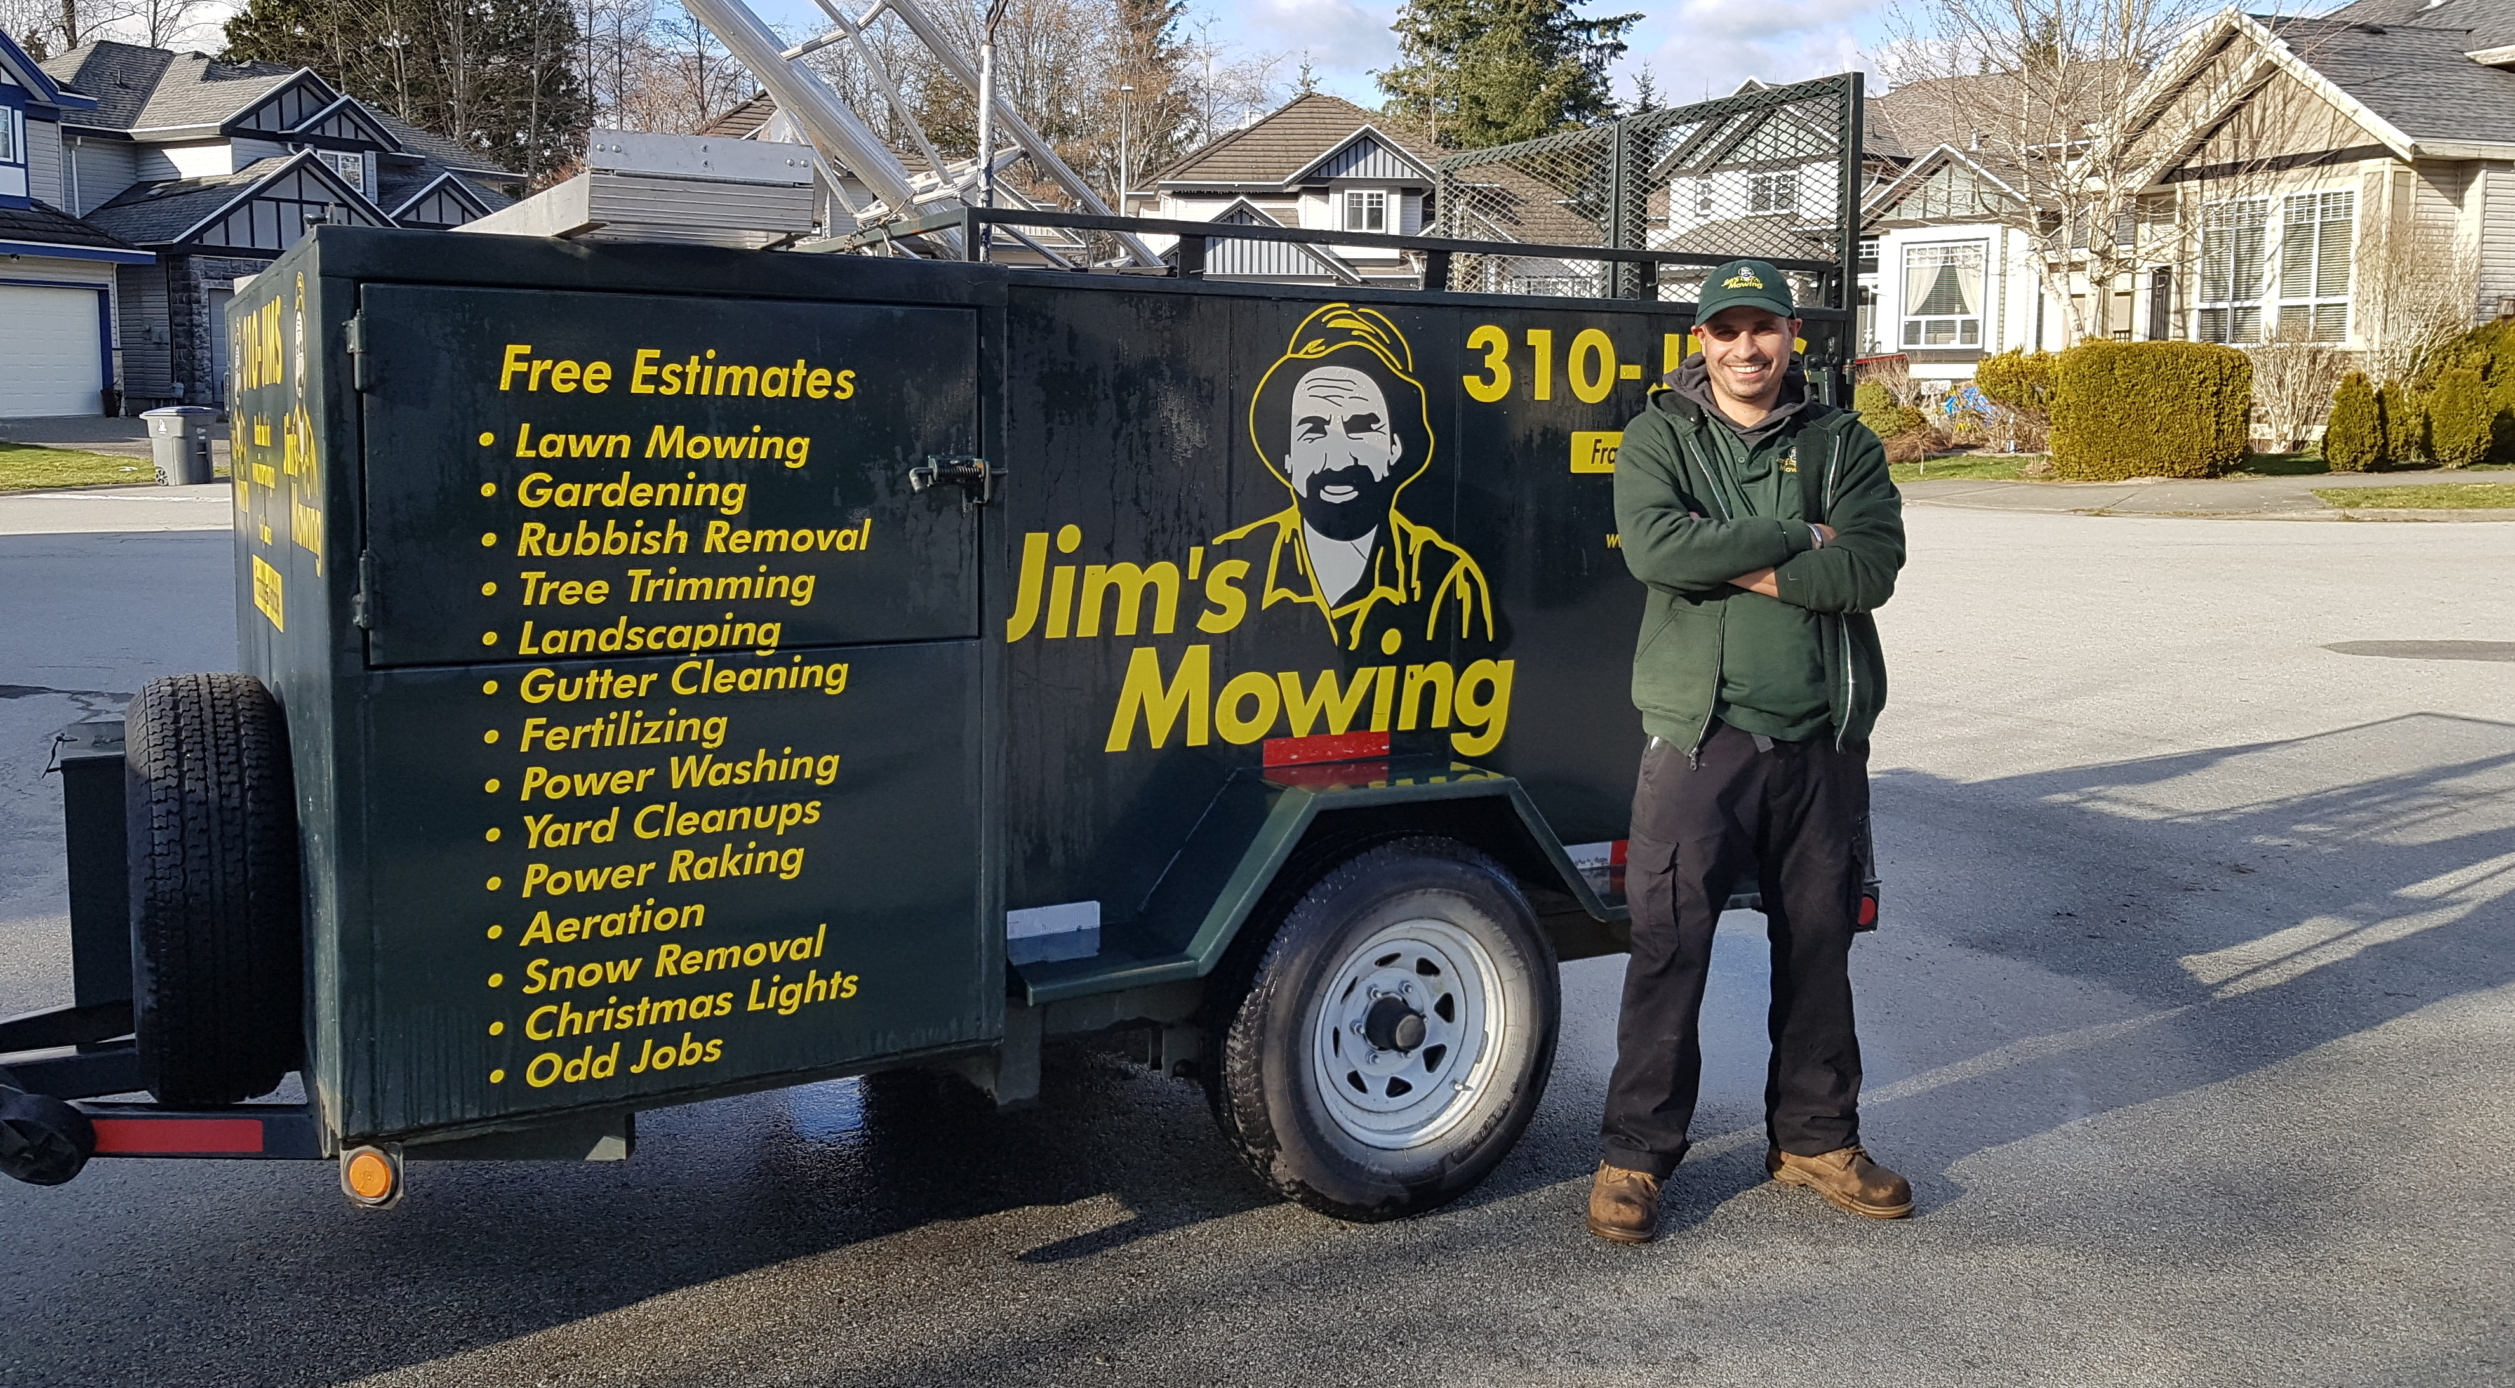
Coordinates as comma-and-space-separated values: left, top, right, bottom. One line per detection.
0, 285, 104, 418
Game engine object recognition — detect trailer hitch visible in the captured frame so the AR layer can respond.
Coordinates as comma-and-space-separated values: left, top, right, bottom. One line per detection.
909, 455, 1002, 511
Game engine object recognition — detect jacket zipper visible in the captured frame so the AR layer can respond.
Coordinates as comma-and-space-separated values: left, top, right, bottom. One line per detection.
1676, 419, 1727, 768
1825, 427, 1851, 750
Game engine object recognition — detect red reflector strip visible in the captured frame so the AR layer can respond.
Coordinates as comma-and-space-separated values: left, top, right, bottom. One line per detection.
1610, 840, 1629, 866
91, 1118, 264, 1155
1263, 731, 1391, 768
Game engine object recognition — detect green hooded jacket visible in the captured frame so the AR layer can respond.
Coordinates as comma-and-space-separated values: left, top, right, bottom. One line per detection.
1611, 367, 1906, 754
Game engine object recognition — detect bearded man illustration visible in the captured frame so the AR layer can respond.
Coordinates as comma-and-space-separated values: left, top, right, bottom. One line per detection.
1211, 304, 1494, 655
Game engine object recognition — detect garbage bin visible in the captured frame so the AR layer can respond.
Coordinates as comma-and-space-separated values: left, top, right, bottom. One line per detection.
142, 406, 218, 486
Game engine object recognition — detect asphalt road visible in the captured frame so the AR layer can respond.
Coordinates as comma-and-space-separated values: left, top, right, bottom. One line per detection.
2, 497, 2510, 1387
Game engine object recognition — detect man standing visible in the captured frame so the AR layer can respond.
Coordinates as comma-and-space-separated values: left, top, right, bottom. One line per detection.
1587, 259, 1908, 1244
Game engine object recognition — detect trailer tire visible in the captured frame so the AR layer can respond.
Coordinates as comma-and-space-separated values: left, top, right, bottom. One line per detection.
1208, 838, 1558, 1221
126, 673, 305, 1106
0, 1083, 95, 1186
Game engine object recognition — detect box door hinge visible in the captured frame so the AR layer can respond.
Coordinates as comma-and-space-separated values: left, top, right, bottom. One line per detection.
352, 549, 378, 630
346, 313, 373, 392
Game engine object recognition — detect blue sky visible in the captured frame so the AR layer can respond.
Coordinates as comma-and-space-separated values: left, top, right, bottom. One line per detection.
1187, 0, 1889, 109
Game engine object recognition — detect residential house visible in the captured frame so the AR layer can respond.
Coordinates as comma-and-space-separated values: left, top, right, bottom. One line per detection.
1132, 94, 1443, 286
0, 36, 518, 417
1851, 72, 2132, 381
2103, 3, 2515, 351
0, 30, 152, 418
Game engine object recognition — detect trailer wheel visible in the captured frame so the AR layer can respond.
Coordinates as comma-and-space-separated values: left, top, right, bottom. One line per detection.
0, 1083, 94, 1186
126, 673, 305, 1106
1209, 838, 1558, 1221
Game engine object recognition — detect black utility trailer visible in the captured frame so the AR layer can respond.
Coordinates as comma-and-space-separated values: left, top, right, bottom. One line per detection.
2, 209, 1864, 1219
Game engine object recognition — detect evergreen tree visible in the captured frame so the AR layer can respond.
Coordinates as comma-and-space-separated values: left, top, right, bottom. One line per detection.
1377, 0, 1641, 149
224, 0, 589, 186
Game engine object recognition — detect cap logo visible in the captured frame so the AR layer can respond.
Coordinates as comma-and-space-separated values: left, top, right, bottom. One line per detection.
1723, 267, 1766, 290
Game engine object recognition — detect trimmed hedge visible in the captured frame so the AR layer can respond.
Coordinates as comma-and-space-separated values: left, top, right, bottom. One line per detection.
2323, 372, 2381, 473
2049, 341, 2252, 480
2379, 384, 2426, 467
2430, 367, 2493, 468
1975, 349, 2056, 413
1854, 382, 1927, 443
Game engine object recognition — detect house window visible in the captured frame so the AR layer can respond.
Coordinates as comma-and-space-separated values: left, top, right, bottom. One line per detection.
1901, 241, 1985, 348
312, 149, 368, 198
1695, 179, 1717, 216
2278, 190, 2352, 342
1857, 236, 1879, 275
1343, 190, 1386, 233
0, 109, 19, 164
2197, 198, 2267, 343
1749, 171, 1797, 215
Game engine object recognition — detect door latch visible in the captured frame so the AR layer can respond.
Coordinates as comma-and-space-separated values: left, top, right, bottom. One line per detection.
909, 455, 1002, 511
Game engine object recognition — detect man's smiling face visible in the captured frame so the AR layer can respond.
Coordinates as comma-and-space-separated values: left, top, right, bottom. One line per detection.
1286, 364, 1404, 542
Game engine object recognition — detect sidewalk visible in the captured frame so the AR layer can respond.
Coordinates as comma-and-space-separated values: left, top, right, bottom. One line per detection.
1901, 467, 2515, 520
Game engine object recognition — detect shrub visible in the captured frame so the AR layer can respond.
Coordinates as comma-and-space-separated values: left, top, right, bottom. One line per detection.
1974, 350, 2056, 454
2322, 372, 2382, 473
2048, 341, 2252, 480
2429, 367, 2493, 468
1975, 350, 2056, 413
2378, 384, 2427, 467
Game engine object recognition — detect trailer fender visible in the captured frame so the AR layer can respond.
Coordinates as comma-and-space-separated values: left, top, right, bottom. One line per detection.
1012, 755, 1615, 1008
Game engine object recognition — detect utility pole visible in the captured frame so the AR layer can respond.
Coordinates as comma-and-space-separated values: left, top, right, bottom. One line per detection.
1119, 83, 1134, 217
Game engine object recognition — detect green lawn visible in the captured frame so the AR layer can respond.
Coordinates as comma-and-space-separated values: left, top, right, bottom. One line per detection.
1893, 451, 2341, 484
0, 442, 155, 491
1889, 454, 2041, 483
2314, 482, 2515, 510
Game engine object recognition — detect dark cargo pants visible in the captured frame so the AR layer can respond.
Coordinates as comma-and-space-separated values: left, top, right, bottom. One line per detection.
1600, 720, 1870, 1178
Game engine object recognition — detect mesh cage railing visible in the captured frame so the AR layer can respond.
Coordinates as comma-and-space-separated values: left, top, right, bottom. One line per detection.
1433, 74, 1863, 310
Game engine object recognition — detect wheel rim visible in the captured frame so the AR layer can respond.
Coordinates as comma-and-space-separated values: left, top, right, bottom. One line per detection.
1309, 915, 1507, 1151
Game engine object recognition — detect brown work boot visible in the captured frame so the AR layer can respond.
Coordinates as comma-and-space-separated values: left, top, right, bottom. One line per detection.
1586, 1162, 1663, 1243
1766, 1145, 1913, 1219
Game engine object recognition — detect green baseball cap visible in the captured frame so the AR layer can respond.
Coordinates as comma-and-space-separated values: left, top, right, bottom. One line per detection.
1696, 258, 1795, 322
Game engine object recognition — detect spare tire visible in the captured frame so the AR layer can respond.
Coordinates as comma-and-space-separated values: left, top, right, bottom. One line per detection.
126, 673, 304, 1105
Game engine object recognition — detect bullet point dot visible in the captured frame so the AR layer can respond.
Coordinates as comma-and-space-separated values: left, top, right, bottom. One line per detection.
484, 778, 501, 793
480, 581, 497, 597
481, 631, 498, 646
478, 431, 496, 447
489, 1069, 506, 1084
482, 679, 499, 695
479, 482, 497, 497
489, 1020, 505, 1036
486, 876, 503, 891
481, 532, 497, 547
482, 729, 499, 744
486, 924, 504, 940
488, 972, 504, 987
484, 827, 501, 842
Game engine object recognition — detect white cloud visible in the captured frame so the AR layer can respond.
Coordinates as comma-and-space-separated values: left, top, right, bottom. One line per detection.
1231, 0, 1402, 103
1635, 0, 1887, 102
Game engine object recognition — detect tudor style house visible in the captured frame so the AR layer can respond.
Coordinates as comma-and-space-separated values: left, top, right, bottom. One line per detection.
0, 33, 517, 417
1128, 93, 1444, 286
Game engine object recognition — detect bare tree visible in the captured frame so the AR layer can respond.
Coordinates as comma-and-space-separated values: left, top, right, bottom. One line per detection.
2353, 218, 2475, 389
2247, 321, 2349, 450
1879, 0, 2213, 339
